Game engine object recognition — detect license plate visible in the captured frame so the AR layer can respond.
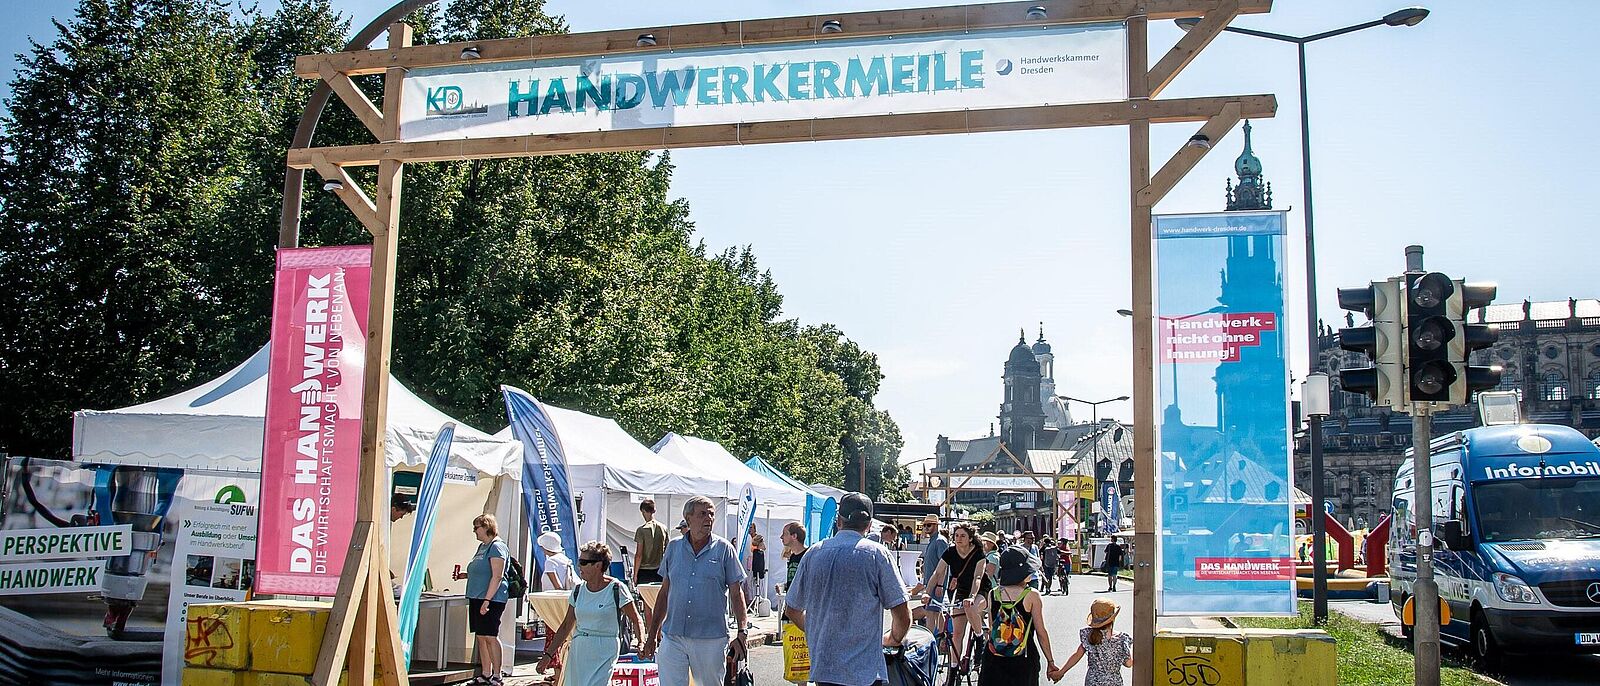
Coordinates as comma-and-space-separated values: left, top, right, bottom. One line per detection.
1577, 632, 1600, 646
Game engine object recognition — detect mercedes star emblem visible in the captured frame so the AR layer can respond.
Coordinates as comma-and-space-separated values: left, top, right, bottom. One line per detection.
1586, 582, 1600, 604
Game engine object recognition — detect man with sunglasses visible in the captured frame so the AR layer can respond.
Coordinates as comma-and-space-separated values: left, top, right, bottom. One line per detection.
641, 496, 747, 686
907, 514, 949, 630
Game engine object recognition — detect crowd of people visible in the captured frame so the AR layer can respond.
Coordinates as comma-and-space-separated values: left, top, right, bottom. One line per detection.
444, 496, 1132, 686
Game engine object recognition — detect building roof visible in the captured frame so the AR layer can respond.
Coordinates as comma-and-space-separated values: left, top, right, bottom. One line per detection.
954, 436, 1003, 469
1471, 299, 1600, 323
1027, 449, 1077, 474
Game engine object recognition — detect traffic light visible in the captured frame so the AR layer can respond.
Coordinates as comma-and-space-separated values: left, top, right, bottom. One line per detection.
1405, 272, 1457, 403
1450, 280, 1502, 404
1336, 279, 1404, 407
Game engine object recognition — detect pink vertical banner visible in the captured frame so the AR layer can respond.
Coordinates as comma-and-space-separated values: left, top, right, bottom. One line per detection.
255, 246, 372, 595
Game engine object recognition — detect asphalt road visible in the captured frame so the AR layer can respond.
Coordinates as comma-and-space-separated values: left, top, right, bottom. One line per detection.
1329, 598, 1600, 686
747, 573, 1191, 685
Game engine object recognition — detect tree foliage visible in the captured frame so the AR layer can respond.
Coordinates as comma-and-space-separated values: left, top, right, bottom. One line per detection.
0, 0, 909, 498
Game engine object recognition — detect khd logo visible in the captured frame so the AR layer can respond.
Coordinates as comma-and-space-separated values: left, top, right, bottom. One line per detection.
995, 59, 1014, 75
427, 86, 464, 113
425, 85, 487, 117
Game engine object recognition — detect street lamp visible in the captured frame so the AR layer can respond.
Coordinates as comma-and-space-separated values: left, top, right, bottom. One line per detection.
1059, 395, 1130, 547
1176, 7, 1430, 626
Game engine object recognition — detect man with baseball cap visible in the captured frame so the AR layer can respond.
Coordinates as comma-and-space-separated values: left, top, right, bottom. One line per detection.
785, 492, 911, 686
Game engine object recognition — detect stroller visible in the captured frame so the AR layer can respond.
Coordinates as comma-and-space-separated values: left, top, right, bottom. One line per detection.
887, 626, 938, 686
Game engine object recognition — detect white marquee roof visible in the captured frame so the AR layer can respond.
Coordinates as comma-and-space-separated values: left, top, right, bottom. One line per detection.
73, 345, 521, 477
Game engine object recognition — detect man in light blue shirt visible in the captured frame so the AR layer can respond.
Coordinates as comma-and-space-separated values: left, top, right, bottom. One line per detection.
642, 496, 748, 686
785, 492, 911, 686
910, 513, 948, 630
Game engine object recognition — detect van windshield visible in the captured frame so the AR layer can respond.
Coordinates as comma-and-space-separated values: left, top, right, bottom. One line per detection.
1474, 477, 1600, 542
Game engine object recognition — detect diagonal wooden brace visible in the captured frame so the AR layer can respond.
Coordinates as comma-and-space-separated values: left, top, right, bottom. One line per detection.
1148, 0, 1240, 99
310, 154, 386, 236
321, 67, 387, 140
313, 521, 374, 686
1138, 101, 1243, 207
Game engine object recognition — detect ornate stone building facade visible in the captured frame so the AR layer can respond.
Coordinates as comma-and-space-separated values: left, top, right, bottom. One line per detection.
1303, 301, 1600, 528
931, 330, 1136, 533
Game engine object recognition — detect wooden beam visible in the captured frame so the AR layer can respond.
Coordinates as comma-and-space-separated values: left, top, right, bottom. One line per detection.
316, 21, 412, 686
374, 558, 407, 686
320, 68, 386, 140
295, 0, 1272, 77
312, 522, 373, 684
349, 570, 377, 686
309, 154, 384, 235
288, 94, 1276, 168
1147, 0, 1239, 98
1126, 15, 1157, 686
1138, 100, 1242, 206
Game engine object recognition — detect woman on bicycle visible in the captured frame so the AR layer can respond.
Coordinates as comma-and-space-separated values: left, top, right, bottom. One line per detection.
922, 522, 984, 666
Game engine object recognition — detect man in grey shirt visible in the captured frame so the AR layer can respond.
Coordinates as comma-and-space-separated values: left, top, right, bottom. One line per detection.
785, 492, 911, 686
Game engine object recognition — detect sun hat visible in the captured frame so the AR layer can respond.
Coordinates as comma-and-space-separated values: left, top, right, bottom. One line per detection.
979, 531, 998, 546
997, 545, 1034, 586
537, 531, 562, 553
1088, 598, 1120, 628
921, 514, 940, 526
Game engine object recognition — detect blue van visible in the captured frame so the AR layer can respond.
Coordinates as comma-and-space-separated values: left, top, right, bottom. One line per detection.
1389, 423, 1600, 662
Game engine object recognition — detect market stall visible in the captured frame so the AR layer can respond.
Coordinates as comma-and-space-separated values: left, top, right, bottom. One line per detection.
65, 344, 525, 679
745, 456, 837, 542
653, 433, 808, 602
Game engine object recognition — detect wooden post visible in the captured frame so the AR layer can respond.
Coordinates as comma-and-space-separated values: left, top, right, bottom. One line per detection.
1126, 14, 1158, 686
312, 21, 412, 686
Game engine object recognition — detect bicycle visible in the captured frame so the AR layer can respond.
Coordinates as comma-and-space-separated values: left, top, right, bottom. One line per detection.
934, 599, 979, 686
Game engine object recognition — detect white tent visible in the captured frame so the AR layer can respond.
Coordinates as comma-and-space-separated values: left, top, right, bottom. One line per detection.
69, 344, 526, 657
496, 405, 733, 563
73, 344, 521, 477
653, 433, 811, 602
652, 433, 806, 520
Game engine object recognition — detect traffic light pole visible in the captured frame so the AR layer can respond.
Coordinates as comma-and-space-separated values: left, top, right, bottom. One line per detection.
1411, 403, 1441, 686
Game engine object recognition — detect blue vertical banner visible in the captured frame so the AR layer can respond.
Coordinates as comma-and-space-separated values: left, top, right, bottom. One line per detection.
502, 386, 579, 566
400, 423, 454, 664
734, 484, 757, 564
1101, 480, 1121, 534
1153, 210, 1295, 616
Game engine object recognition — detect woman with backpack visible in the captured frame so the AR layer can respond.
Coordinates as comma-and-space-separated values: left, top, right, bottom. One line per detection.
965, 546, 1059, 686
537, 541, 644, 686
465, 514, 510, 685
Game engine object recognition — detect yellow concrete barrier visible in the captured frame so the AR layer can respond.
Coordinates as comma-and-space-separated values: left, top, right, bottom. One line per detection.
182, 666, 245, 686
184, 603, 252, 670
1240, 628, 1336, 686
1155, 629, 1245, 686
1156, 627, 1335, 686
246, 600, 332, 675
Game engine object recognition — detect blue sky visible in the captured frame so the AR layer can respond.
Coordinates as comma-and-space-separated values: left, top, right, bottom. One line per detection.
7, 2, 1599, 476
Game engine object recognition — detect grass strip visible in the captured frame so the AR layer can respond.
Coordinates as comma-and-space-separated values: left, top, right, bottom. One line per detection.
1229, 602, 1493, 686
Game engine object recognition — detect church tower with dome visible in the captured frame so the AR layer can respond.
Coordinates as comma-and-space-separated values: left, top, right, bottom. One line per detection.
1225, 120, 1273, 211
1000, 330, 1049, 451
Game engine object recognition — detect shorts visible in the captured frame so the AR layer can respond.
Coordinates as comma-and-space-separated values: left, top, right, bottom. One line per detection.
468, 599, 506, 635
637, 567, 663, 584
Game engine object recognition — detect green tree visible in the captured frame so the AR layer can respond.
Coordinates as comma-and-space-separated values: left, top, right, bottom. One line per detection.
0, 0, 911, 505
0, 0, 340, 456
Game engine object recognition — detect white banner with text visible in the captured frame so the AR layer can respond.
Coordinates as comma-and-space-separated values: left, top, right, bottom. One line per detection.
400, 24, 1127, 142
